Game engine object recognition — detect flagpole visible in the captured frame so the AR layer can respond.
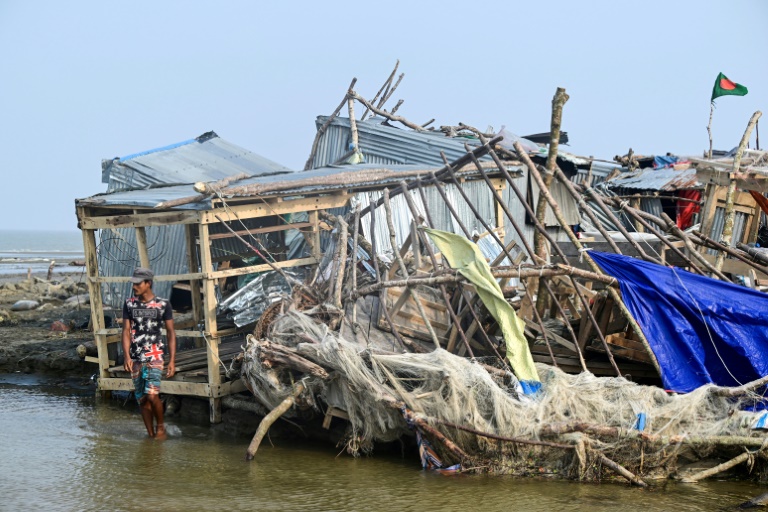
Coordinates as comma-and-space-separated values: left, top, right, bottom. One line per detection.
707, 102, 715, 159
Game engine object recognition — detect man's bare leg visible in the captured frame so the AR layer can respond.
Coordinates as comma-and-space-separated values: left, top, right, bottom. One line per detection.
139, 397, 155, 437
148, 394, 166, 440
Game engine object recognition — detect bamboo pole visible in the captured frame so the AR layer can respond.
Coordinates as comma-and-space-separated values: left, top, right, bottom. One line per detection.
658, 212, 732, 281
582, 187, 662, 265
303, 78, 358, 170
354, 266, 617, 297
553, 171, 622, 255
594, 193, 708, 276
715, 111, 762, 271
361, 60, 399, 121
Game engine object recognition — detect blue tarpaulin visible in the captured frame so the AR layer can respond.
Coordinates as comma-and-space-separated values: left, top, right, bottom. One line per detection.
590, 251, 768, 393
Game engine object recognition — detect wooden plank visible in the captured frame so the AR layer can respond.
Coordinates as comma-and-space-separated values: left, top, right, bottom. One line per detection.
85, 356, 114, 365
201, 194, 350, 224
80, 210, 200, 230
207, 257, 317, 279
207, 222, 312, 240
524, 319, 576, 352
98, 377, 211, 397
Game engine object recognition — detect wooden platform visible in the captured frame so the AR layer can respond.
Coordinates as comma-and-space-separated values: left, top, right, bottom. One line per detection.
100, 339, 248, 397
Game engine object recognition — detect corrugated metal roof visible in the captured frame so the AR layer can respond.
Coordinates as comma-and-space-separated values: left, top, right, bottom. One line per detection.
603, 167, 701, 192
78, 161, 523, 209
102, 131, 294, 192
309, 116, 491, 169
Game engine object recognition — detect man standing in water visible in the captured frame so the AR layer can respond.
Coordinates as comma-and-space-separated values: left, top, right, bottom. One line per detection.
122, 267, 176, 439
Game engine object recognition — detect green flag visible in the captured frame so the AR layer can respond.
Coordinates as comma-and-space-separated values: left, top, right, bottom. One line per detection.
711, 72, 748, 102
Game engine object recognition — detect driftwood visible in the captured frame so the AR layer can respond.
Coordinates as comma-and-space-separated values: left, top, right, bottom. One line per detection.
256, 339, 329, 380
596, 452, 648, 487
680, 450, 756, 483
245, 382, 305, 460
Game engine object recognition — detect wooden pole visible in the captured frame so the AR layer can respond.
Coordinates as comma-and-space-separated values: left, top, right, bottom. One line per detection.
714, 111, 762, 272
517, 142, 656, 376
707, 102, 715, 160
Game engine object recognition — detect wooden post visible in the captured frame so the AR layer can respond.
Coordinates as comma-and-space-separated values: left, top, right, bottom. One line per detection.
135, 225, 151, 268
534, 87, 569, 314
198, 223, 222, 423
715, 111, 763, 271
79, 209, 109, 386
185, 224, 203, 346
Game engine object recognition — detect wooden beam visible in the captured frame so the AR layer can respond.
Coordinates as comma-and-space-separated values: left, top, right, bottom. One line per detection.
79, 210, 200, 230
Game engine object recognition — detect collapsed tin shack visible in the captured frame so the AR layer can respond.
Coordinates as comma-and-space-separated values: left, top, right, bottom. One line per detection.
76, 80, 768, 485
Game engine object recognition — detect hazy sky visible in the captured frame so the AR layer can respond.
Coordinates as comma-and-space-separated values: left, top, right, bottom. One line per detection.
1, 1, 766, 232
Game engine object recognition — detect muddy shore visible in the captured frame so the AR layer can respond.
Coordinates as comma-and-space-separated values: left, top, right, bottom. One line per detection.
0, 269, 95, 376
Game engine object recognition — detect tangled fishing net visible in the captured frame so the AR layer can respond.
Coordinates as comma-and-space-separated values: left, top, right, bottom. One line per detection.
242, 310, 768, 479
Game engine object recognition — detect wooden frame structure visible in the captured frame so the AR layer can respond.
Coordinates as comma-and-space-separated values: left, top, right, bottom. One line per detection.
76, 191, 352, 423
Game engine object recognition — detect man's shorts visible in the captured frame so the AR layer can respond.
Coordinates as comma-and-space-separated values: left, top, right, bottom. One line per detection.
131, 360, 164, 402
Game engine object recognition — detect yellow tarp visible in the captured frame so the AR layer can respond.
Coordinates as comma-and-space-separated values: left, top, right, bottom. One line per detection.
425, 228, 540, 385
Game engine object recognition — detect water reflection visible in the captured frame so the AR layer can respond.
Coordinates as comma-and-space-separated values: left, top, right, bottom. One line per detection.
0, 374, 764, 512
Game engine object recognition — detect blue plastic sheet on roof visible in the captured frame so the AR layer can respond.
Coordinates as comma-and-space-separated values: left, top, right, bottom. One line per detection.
653, 155, 679, 169
590, 251, 768, 393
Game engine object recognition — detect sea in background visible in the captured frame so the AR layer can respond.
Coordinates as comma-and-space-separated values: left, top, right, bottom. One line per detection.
0, 229, 85, 276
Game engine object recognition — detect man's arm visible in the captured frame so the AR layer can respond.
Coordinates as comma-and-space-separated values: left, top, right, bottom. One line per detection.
121, 318, 133, 373
165, 318, 176, 378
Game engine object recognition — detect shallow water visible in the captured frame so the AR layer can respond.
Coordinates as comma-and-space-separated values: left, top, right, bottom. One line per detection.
1, 373, 765, 512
